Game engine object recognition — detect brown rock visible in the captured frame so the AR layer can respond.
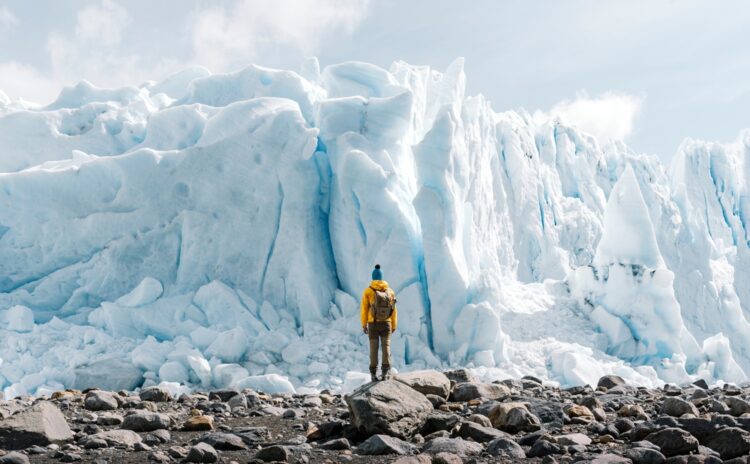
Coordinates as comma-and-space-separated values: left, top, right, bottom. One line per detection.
183, 415, 214, 431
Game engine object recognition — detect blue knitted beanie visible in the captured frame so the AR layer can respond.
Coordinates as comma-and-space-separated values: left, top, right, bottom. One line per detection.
371, 264, 383, 281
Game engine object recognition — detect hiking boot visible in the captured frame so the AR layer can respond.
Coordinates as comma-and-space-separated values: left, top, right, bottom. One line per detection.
381, 369, 390, 381
370, 370, 378, 382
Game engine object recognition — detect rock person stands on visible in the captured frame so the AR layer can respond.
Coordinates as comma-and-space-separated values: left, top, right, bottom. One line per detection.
360, 264, 398, 382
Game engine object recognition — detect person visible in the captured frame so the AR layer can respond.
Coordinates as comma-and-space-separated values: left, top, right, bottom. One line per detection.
360, 264, 398, 382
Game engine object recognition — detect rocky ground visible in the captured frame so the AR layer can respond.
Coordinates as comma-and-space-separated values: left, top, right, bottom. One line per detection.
2, 370, 750, 463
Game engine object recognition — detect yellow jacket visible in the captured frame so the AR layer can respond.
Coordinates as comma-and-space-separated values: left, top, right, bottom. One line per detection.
360, 280, 397, 330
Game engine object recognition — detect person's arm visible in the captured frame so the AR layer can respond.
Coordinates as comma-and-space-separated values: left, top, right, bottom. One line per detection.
360, 288, 370, 333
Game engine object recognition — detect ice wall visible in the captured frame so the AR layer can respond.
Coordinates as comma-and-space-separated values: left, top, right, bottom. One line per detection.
1, 59, 750, 396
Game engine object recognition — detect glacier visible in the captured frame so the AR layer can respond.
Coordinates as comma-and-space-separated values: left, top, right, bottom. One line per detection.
1, 57, 750, 397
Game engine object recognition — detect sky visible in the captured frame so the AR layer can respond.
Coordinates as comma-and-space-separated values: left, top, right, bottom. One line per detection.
0, 0, 748, 162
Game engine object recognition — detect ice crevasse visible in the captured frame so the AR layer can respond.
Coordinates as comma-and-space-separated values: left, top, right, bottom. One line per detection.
1, 58, 750, 397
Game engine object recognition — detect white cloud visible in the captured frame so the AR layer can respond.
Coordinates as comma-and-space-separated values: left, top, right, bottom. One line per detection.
0, 6, 18, 29
191, 0, 370, 71
536, 92, 644, 142
75, 0, 129, 46
0, 61, 60, 104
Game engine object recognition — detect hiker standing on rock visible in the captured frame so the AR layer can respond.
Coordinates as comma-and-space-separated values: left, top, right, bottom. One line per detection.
361, 264, 398, 382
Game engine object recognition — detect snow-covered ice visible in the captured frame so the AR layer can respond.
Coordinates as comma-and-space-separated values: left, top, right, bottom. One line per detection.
1, 59, 750, 397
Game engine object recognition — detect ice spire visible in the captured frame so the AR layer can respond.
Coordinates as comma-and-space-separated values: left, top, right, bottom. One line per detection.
594, 164, 665, 269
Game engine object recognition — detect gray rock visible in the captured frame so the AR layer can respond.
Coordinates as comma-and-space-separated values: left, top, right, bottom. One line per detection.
148, 451, 172, 463
84, 391, 119, 411
456, 421, 506, 442
394, 370, 452, 399
82, 438, 108, 449
725, 397, 750, 416
185, 442, 219, 463
443, 369, 476, 384
624, 447, 666, 464
488, 402, 542, 433
486, 437, 526, 458
426, 394, 446, 409
233, 427, 271, 445
589, 454, 633, 463
139, 387, 172, 402
208, 390, 240, 402
259, 405, 285, 416
227, 395, 247, 410
318, 438, 351, 450
96, 413, 123, 426
645, 427, 699, 457
390, 457, 432, 464
675, 417, 717, 443
421, 413, 460, 435
555, 433, 592, 446
305, 420, 344, 441
661, 397, 700, 417
528, 399, 566, 426
693, 379, 709, 390
81, 429, 143, 448
59, 453, 81, 463
631, 440, 662, 451
196, 432, 247, 450
0, 452, 30, 464
709, 399, 731, 414
527, 439, 563, 458
255, 445, 289, 462
73, 359, 143, 391
0, 401, 74, 449
144, 429, 171, 445
421, 437, 483, 456
345, 380, 433, 438
356, 434, 417, 455
451, 382, 510, 401
597, 375, 626, 390
705, 427, 750, 459
121, 411, 171, 431
432, 452, 463, 464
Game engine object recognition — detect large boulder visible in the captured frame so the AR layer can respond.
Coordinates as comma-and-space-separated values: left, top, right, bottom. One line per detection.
421, 437, 483, 456
660, 397, 699, 417
345, 380, 433, 438
84, 390, 119, 411
597, 375, 626, 390
486, 437, 526, 459
79, 430, 142, 448
488, 402, 542, 433
185, 442, 220, 463
456, 421, 506, 442
624, 447, 666, 464
0, 402, 73, 449
0, 452, 30, 464
443, 369, 476, 384
195, 432, 247, 450
645, 427, 699, 457
706, 427, 750, 460
725, 397, 750, 416
450, 382, 510, 402
356, 434, 417, 455
139, 386, 172, 402
121, 411, 171, 431
394, 370, 451, 399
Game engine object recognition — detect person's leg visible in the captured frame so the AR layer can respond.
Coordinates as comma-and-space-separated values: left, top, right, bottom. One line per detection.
381, 323, 392, 380
368, 323, 379, 381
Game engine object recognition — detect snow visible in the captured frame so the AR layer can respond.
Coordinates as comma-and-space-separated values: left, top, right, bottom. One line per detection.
1, 58, 750, 397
